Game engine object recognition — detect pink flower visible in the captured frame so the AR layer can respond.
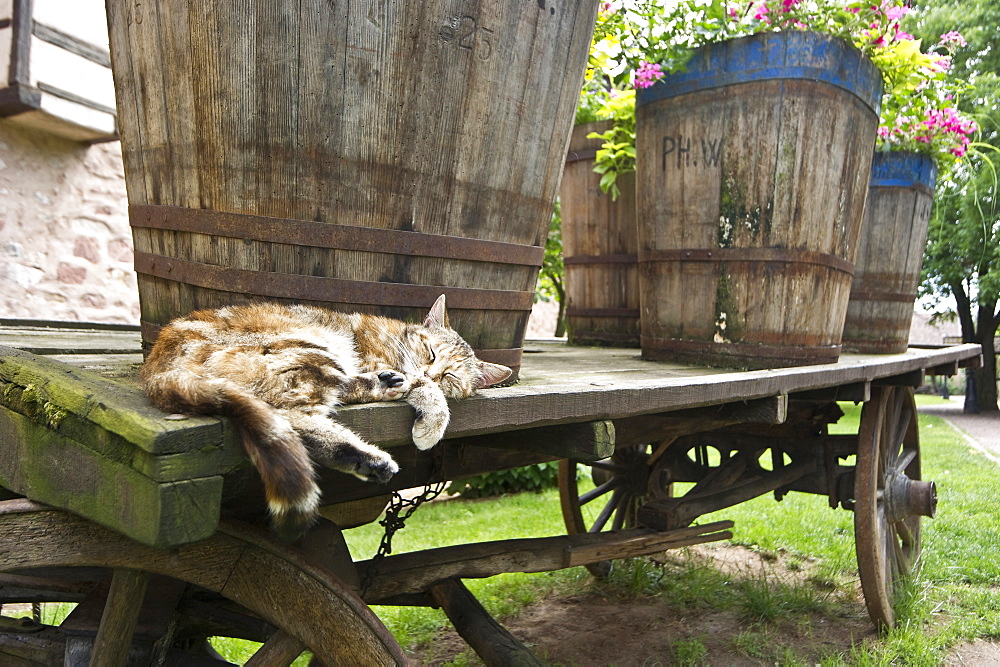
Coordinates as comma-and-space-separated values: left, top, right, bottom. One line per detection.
894, 29, 912, 41
728, 6, 739, 18
882, 0, 910, 21
939, 31, 967, 48
781, 0, 800, 10
633, 61, 664, 89
933, 56, 953, 72
752, 2, 769, 21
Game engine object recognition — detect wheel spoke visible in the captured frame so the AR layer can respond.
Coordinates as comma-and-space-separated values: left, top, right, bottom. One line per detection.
579, 478, 619, 506
611, 497, 629, 531
245, 629, 307, 666
892, 448, 918, 476
896, 517, 920, 551
590, 488, 623, 533
589, 461, 629, 473
892, 390, 915, 455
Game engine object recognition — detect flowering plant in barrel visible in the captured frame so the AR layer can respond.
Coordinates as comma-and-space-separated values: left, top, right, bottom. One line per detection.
874, 28, 978, 167
582, 0, 973, 196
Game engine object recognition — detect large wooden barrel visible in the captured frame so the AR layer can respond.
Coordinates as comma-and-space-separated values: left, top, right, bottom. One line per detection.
104, 0, 598, 378
842, 152, 937, 354
635, 31, 882, 369
561, 121, 640, 346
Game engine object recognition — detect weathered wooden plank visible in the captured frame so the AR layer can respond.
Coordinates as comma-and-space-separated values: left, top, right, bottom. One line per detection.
336, 342, 983, 446
0, 406, 222, 547
0, 329, 983, 450
874, 370, 925, 387
244, 630, 307, 667
925, 360, 959, 377
447, 420, 615, 461
0, 323, 140, 355
0, 626, 64, 666
223, 442, 556, 516
77, 569, 151, 667
563, 521, 735, 566
790, 381, 870, 402
0, 573, 94, 605
359, 521, 734, 603
0, 345, 224, 455
0, 374, 240, 483
431, 579, 544, 667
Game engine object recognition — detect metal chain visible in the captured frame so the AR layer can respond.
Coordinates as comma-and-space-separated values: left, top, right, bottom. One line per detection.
360, 481, 447, 596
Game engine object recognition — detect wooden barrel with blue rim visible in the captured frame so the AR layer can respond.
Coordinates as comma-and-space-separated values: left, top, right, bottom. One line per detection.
635, 31, 883, 369
842, 152, 937, 354
105, 0, 599, 380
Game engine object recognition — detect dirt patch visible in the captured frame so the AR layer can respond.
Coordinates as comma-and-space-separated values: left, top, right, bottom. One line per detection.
946, 640, 1000, 665
411, 544, 877, 665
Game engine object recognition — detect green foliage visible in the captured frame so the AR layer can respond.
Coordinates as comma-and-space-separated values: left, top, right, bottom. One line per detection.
910, 0, 1000, 410
446, 462, 561, 499
585, 89, 637, 201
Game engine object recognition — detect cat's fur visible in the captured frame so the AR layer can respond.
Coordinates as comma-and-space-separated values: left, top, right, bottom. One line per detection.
140, 295, 511, 540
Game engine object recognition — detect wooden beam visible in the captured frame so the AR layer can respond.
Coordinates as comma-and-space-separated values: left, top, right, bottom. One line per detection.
638, 458, 815, 530
873, 370, 924, 388
926, 360, 958, 377
299, 519, 362, 591
244, 630, 306, 666
0, 345, 224, 457
87, 569, 151, 667
430, 580, 544, 667
61, 572, 187, 666
358, 522, 734, 603
0, 405, 223, 548
0, 626, 64, 665
791, 381, 870, 402
614, 395, 786, 446
447, 420, 615, 461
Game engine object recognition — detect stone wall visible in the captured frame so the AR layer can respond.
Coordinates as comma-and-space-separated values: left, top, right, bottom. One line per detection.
0, 119, 137, 324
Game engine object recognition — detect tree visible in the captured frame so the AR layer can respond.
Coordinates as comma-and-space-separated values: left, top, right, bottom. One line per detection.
910, 0, 1000, 411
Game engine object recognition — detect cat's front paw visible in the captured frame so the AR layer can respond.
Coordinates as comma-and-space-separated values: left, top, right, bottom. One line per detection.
407, 381, 449, 450
412, 411, 448, 450
377, 370, 410, 400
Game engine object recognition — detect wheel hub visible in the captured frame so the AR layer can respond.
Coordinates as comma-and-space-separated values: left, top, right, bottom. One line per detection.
884, 471, 937, 521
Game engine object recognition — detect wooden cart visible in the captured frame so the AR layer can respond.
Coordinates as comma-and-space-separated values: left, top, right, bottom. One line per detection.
0, 320, 981, 665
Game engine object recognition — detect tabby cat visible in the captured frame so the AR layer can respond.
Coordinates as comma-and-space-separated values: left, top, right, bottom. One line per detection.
140, 295, 511, 540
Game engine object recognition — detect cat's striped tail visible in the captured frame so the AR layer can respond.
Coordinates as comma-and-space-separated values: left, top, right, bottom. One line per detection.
141, 370, 321, 541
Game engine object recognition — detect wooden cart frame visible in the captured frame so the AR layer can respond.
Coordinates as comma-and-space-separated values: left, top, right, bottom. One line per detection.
0, 321, 982, 664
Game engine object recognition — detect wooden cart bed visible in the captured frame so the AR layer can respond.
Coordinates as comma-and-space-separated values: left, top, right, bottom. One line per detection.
0, 320, 982, 664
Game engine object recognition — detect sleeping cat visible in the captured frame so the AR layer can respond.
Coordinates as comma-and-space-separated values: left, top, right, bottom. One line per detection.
140, 295, 511, 540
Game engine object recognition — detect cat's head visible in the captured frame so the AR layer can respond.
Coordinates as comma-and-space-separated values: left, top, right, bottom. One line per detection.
406, 295, 512, 397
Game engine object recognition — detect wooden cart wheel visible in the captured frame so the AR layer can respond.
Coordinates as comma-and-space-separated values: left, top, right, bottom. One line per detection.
559, 442, 673, 577
0, 498, 405, 666
854, 385, 936, 630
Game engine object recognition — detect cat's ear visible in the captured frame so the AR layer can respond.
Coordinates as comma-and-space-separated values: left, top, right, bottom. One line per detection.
477, 361, 512, 388
424, 294, 450, 329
